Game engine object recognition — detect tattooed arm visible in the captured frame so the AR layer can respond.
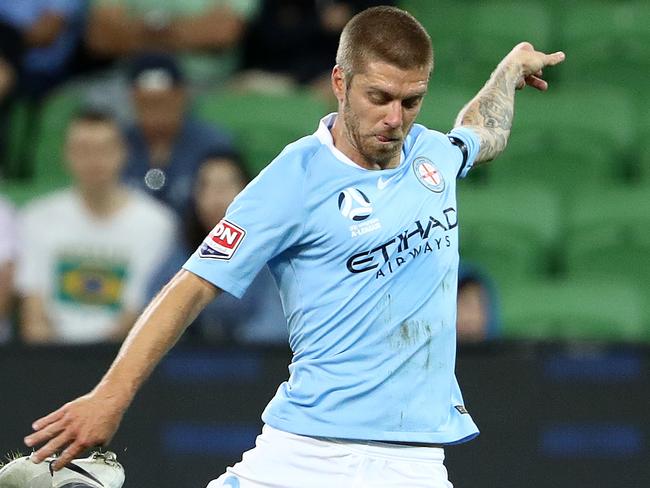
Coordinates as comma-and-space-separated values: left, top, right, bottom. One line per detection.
455, 42, 565, 164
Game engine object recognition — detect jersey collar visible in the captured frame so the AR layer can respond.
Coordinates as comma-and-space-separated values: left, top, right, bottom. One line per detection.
315, 113, 405, 171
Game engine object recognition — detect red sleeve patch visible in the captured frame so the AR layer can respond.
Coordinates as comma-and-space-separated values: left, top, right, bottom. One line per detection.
198, 219, 246, 260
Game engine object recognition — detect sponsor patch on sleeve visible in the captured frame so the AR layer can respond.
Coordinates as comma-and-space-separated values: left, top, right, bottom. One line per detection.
199, 219, 246, 260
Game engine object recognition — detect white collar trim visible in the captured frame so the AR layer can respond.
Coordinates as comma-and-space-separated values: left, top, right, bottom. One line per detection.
315, 113, 405, 171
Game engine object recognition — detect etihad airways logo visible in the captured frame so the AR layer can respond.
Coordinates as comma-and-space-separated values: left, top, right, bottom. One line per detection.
346, 207, 457, 279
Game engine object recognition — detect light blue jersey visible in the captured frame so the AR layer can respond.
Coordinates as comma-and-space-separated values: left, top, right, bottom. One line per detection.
184, 114, 480, 444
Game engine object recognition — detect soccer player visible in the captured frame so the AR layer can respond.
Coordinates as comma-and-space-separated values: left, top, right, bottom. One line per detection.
23, 6, 564, 487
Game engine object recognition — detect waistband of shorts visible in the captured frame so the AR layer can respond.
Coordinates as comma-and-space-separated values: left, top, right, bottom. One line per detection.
262, 425, 445, 462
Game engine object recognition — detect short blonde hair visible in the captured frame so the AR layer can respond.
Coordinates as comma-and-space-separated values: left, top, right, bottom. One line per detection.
336, 6, 433, 83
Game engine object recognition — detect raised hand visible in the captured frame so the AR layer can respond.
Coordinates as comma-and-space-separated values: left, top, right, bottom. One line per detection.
502, 42, 566, 91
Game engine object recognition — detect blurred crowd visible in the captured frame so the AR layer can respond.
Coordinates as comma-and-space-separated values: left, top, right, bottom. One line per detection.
0, 0, 497, 347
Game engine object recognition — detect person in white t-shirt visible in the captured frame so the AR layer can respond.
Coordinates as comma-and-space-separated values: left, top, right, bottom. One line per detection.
0, 195, 17, 343
16, 109, 177, 344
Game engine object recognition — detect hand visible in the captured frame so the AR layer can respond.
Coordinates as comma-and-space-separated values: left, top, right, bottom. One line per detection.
24, 389, 127, 471
502, 42, 565, 91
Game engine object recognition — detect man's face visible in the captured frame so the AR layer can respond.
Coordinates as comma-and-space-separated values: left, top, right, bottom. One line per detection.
65, 121, 125, 190
334, 60, 429, 168
132, 87, 186, 141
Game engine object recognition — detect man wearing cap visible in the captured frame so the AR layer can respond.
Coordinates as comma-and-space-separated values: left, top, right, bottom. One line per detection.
121, 52, 234, 217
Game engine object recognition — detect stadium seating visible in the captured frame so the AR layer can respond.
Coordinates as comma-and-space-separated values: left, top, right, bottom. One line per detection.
488, 85, 636, 193
400, 0, 553, 88
457, 182, 561, 286
640, 140, 650, 184
557, 1, 650, 90
637, 105, 650, 184
416, 85, 475, 133
31, 87, 78, 188
500, 279, 646, 342
2, 100, 31, 179
194, 90, 329, 174
563, 186, 650, 329
0, 87, 77, 205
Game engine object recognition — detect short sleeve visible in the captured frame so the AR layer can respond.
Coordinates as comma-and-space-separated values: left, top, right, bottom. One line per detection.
183, 157, 305, 298
446, 126, 481, 179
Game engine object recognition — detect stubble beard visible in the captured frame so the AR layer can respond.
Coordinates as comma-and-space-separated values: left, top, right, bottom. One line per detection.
342, 92, 401, 167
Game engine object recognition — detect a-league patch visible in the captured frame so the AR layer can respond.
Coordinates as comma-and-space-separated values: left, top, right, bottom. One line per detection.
199, 219, 246, 260
413, 157, 445, 193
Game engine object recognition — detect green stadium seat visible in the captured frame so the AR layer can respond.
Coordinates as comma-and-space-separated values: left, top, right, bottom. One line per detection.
488, 85, 635, 192
32, 86, 79, 188
500, 279, 646, 342
564, 187, 650, 330
3, 100, 32, 179
0, 179, 63, 207
558, 1, 650, 89
514, 85, 634, 151
457, 182, 561, 286
639, 139, 650, 184
637, 106, 650, 184
194, 90, 329, 175
417, 85, 475, 133
400, 1, 553, 87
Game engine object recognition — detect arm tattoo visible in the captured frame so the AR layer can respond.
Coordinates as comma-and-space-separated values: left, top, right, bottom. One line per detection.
455, 64, 518, 164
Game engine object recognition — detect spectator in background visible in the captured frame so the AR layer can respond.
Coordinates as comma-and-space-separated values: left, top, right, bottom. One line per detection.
0, 1, 86, 178
0, 196, 17, 344
238, 0, 391, 95
121, 52, 234, 217
0, 23, 21, 102
85, 0, 259, 89
148, 151, 288, 345
16, 109, 176, 344
0, 0, 85, 97
456, 263, 499, 343
0, 21, 23, 177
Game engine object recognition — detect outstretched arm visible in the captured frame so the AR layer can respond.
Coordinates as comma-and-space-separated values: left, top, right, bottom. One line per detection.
455, 42, 565, 164
24, 269, 220, 470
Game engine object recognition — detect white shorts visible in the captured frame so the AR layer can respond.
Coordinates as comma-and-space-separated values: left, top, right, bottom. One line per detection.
206, 425, 453, 488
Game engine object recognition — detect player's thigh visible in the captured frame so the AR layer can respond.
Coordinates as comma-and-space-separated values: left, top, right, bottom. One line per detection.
206, 428, 360, 488
362, 456, 453, 488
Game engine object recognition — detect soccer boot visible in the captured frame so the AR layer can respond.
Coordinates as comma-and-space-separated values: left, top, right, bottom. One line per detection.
0, 453, 52, 488
52, 451, 125, 488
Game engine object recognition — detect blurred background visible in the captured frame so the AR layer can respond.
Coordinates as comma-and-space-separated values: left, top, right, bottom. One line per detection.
0, 0, 649, 487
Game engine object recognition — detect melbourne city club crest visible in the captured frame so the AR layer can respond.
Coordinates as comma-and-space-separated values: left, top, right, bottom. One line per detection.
413, 157, 445, 193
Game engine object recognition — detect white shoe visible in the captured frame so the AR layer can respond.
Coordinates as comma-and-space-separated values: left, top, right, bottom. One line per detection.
52, 451, 125, 488
0, 454, 52, 488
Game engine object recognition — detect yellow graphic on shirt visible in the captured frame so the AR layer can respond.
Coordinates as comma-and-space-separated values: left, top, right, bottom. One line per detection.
56, 257, 128, 310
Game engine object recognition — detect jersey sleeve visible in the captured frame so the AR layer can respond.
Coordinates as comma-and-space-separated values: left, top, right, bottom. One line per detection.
446, 126, 481, 179
183, 157, 306, 298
